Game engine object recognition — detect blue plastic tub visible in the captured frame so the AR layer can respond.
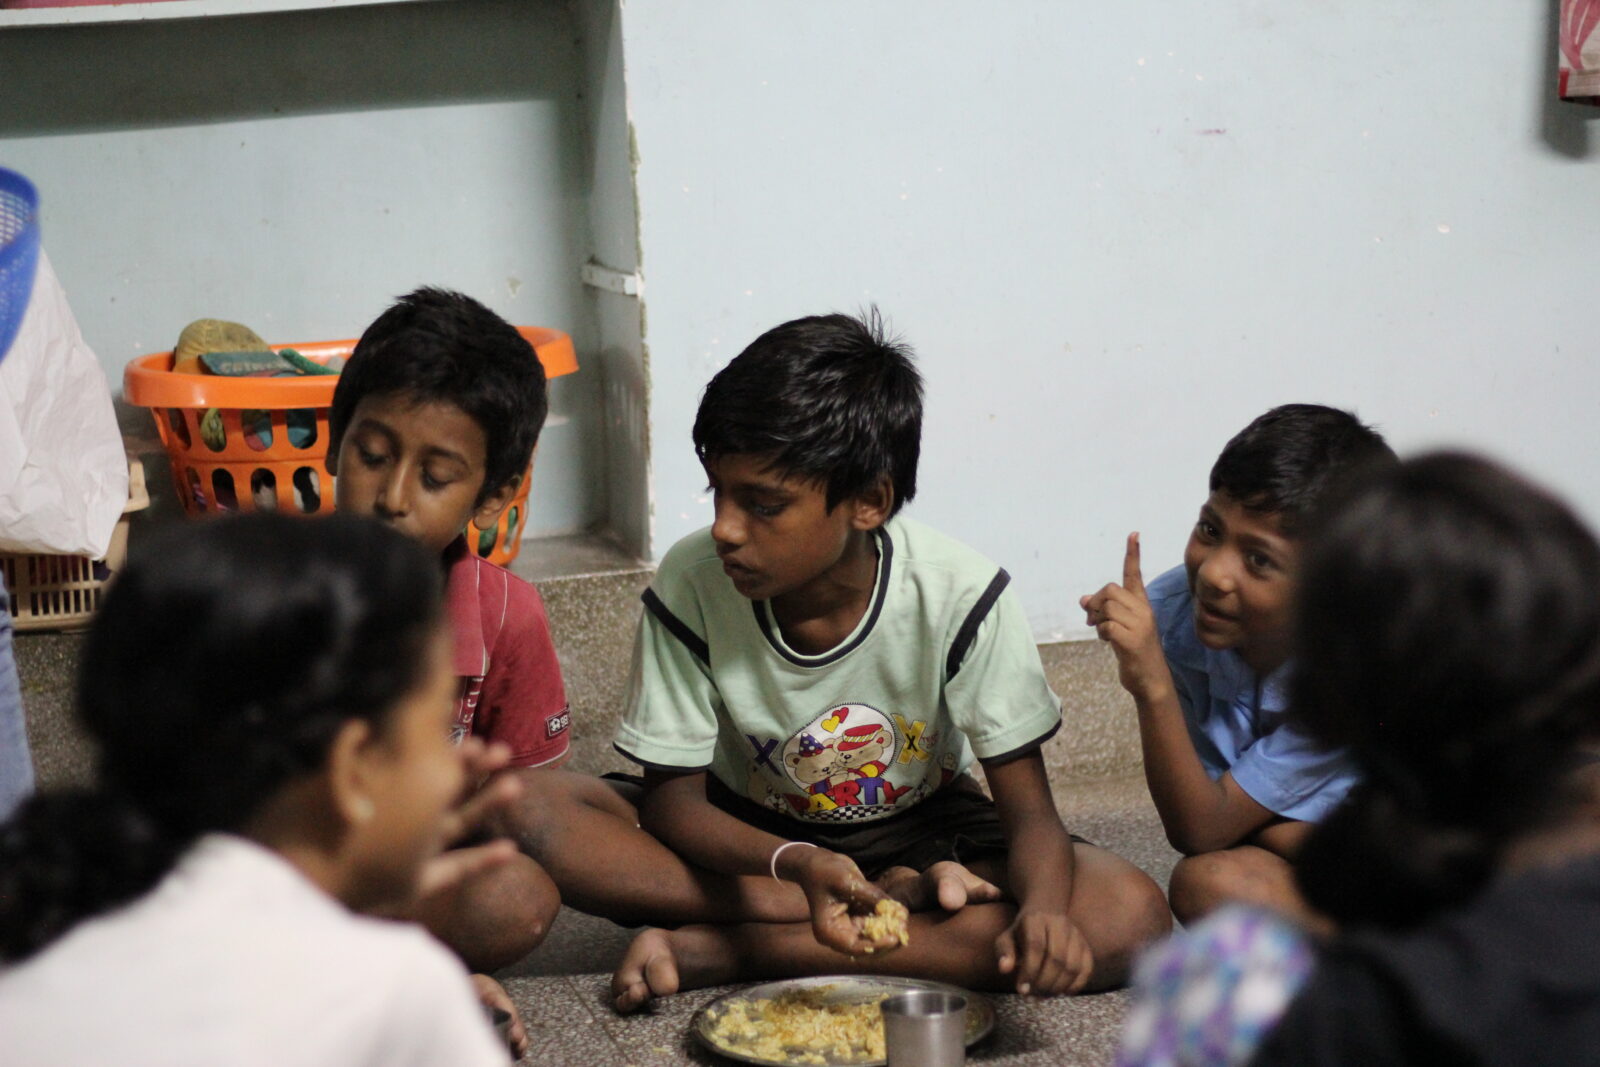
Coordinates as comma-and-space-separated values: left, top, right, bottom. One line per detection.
0, 168, 41, 364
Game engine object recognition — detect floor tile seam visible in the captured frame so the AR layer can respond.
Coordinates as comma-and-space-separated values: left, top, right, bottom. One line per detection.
554, 973, 628, 1055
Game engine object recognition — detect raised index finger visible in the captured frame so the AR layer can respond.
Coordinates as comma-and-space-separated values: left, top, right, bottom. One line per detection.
1123, 532, 1146, 596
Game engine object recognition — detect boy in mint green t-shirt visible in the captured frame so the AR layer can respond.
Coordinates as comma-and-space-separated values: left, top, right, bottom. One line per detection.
585, 311, 1169, 1009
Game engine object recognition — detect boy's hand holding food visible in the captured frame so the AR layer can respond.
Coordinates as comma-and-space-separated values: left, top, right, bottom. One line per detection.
776, 844, 906, 957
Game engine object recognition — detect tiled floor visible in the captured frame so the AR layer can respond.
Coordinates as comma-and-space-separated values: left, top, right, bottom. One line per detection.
495, 775, 1178, 1066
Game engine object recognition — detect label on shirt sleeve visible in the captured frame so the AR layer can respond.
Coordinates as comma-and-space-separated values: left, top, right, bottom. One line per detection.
545, 706, 571, 740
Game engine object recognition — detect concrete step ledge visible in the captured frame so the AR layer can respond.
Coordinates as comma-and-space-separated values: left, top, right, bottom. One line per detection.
16, 539, 1142, 791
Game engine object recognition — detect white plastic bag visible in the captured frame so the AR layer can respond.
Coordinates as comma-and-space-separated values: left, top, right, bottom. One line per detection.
0, 250, 127, 558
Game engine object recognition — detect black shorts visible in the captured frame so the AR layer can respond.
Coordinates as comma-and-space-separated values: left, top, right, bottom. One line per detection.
607, 771, 1088, 881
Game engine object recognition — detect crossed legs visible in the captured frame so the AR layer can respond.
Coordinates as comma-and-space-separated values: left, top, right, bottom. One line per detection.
609, 841, 1172, 1012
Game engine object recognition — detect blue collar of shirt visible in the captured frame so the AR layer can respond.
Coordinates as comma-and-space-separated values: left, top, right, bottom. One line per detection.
1203, 646, 1292, 714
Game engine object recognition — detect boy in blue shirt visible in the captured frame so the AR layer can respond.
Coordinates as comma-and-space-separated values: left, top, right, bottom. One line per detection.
508, 311, 1170, 1010
1081, 404, 1395, 926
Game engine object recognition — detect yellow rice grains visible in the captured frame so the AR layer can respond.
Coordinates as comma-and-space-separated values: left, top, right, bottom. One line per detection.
706, 985, 888, 1064
859, 899, 910, 952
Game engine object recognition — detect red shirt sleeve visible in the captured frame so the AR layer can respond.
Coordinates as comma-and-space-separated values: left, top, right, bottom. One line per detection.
474, 572, 571, 768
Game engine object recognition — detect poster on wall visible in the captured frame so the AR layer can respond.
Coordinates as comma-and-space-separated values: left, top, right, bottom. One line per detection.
1561, 0, 1600, 104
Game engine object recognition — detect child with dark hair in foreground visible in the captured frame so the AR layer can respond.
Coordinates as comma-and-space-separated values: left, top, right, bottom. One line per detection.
0, 515, 515, 1064
328, 287, 570, 1031
1081, 404, 1396, 927
505, 311, 1170, 1010
1119, 452, 1600, 1066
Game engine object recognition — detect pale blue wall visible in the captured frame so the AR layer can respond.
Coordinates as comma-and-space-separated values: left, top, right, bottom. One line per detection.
621, 0, 1600, 639
0, 0, 611, 539
6, 0, 1598, 605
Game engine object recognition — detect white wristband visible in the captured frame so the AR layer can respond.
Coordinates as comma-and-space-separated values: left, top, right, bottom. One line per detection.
769, 840, 817, 882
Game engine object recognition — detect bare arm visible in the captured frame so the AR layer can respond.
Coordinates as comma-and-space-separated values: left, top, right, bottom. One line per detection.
636, 769, 898, 955
637, 769, 792, 876
986, 752, 1075, 914
1248, 817, 1313, 859
1081, 534, 1277, 854
984, 751, 1093, 995
1130, 681, 1275, 854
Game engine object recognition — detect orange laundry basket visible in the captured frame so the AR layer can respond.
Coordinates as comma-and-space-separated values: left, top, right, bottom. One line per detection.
123, 327, 577, 567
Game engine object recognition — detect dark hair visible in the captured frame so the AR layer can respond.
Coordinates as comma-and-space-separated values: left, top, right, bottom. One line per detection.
0, 513, 444, 962
1209, 404, 1395, 535
1292, 452, 1600, 929
329, 287, 548, 503
692, 309, 922, 516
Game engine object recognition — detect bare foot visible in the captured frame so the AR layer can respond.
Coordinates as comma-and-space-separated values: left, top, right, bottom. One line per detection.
609, 926, 740, 1014
879, 861, 1002, 913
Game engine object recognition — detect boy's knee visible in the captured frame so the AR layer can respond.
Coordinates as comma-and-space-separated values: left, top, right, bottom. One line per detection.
1076, 862, 1172, 992
442, 854, 562, 973
506, 853, 562, 928
1108, 864, 1174, 950
1131, 869, 1175, 942
1169, 846, 1308, 929
1168, 850, 1251, 924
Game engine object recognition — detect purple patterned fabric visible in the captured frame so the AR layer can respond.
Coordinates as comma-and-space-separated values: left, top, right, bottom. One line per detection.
1117, 906, 1316, 1067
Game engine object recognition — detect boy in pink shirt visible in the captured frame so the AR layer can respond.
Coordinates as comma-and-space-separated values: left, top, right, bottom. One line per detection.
328, 287, 569, 1047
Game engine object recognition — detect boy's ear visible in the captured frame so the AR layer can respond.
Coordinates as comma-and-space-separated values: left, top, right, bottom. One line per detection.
470, 472, 521, 532
847, 476, 894, 532
326, 718, 380, 828
471, 445, 537, 530
324, 442, 340, 477
469, 445, 538, 531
